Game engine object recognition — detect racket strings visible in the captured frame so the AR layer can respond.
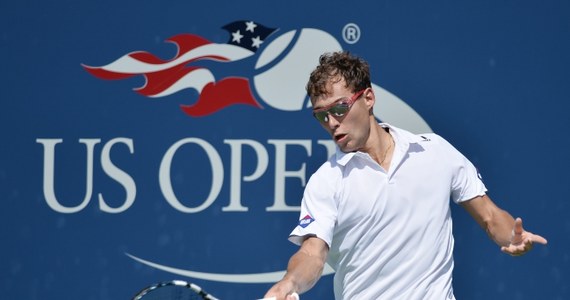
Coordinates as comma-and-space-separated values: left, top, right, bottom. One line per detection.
134, 283, 211, 300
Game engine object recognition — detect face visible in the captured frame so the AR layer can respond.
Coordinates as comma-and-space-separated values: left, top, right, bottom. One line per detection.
312, 80, 374, 153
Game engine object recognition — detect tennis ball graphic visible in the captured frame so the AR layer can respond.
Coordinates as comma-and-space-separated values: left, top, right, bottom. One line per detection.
252, 27, 431, 133
253, 28, 342, 111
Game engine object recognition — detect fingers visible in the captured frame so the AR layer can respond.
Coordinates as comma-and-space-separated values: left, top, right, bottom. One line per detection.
531, 233, 548, 245
513, 217, 524, 236
510, 220, 524, 245
287, 293, 300, 300
514, 217, 548, 245
502, 218, 547, 256
501, 237, 534, 256
263, 280, 298, 300
261, 292, 299, 300
501, 245, 525, 256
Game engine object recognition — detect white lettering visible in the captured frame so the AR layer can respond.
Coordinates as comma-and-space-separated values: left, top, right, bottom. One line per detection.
266, 140, 311, 211
159, 138, 223, 213
36, 138, 100, 213
38, 137, 336, 214
222, 139, 268, 212
98, 138, 137, 213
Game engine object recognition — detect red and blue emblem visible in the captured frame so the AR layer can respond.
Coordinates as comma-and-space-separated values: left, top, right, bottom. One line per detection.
299, 214, 315, 228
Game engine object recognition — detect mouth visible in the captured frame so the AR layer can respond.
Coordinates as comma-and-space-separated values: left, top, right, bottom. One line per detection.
334, 133, 347, 143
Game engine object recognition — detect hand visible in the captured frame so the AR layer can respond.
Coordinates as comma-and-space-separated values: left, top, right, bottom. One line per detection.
260, 293, 299, 300
501, 217, 548, 256
263, 281, 300, 300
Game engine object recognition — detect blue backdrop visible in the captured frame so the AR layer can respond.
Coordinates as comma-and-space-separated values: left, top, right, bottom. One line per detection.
1, 1, 568, 299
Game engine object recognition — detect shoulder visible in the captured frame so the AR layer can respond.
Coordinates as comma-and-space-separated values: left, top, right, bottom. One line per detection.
393, 127, 466, 162
416, 133, 447, 145
422, 134, 466, 157
383, 123, 447, 147
306, 154, 345, 191
411, 132, 457, 151
313, 154, 343, 178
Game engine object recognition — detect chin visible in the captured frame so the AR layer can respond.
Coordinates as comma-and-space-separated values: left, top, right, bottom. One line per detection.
338, 143, 356, 153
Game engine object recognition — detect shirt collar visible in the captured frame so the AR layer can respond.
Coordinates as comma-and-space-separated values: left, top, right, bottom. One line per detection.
334, 123, 424, 166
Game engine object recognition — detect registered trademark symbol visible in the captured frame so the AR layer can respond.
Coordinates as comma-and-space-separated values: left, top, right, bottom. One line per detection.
342, 23, 361, 44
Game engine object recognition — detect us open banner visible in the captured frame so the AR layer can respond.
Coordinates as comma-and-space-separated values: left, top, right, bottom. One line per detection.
1, 1, 568, 299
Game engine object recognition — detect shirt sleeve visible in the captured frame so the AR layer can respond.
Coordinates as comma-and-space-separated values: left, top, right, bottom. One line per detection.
434, 134, 488, 203
288, 161, 340, 247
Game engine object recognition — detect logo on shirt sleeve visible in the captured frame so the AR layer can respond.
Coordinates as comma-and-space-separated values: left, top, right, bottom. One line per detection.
299, 215, 315, 228
476, 168, 484, 181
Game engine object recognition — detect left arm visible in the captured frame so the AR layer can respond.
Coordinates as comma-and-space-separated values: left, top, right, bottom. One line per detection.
460, 194, 548, 256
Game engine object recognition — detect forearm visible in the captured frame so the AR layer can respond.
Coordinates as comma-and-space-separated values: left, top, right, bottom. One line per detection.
265, 237, 328, 298
462, 195, 515, 247
463, 195, 547, 256
483, 207, 516, 247
282, 247, 326, 293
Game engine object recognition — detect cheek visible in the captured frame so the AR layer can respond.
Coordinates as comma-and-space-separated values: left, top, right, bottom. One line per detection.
346, 109, 368, 128
346, 113, 370, 139
318, 122, 336, 137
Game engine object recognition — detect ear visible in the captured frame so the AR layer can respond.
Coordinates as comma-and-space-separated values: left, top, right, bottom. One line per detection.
363, 87, 375, 111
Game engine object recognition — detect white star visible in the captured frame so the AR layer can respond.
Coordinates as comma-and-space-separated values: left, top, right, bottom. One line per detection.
251, 36, 263, 48
245, 21, 257, 33
232, 30, 244, 43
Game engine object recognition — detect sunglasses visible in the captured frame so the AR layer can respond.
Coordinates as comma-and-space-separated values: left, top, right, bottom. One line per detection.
312, 89, 367, 123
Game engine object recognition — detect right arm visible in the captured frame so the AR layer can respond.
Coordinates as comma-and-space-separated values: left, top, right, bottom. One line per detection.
264, 236, 329, 300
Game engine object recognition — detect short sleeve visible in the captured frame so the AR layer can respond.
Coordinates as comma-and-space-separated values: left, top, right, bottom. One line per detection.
434, 135, 488, 203
288, 161, 340, 247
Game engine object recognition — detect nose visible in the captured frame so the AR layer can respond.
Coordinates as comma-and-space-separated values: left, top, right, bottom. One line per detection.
325, 113, 340, 130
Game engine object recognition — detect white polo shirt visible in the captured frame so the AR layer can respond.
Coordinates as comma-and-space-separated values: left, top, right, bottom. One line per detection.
289, 124, 487, 300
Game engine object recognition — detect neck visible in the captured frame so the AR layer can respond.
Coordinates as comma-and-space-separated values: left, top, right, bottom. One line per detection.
365, 124, 394, 168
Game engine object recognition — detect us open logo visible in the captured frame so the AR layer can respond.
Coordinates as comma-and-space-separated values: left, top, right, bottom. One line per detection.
51, 20, 432, 284
81, 20, 430, 133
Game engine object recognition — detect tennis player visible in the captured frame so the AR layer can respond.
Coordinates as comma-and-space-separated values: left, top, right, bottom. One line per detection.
263, 51, 547, 300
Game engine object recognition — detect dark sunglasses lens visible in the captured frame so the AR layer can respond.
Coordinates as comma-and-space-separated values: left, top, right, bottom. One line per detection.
329, 104, 350, 116
314, 111, 328, 122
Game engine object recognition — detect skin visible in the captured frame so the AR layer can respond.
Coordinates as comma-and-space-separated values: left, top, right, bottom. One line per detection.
313, 80, 394, 169
263, 79, 548, 300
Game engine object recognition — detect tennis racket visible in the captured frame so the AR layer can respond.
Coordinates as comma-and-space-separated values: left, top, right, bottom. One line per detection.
132, 280, 219, 300
132, 279, 300, 300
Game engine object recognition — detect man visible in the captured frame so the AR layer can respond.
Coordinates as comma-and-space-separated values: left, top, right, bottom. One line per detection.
263, 51, 547, 300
